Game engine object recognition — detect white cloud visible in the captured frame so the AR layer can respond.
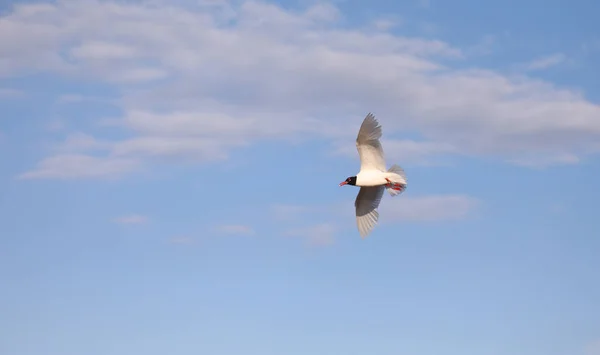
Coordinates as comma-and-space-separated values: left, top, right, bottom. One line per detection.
113, 214, 149, 224
525, 53, 566, 71
284, 223, 336, 247
2, 0, 598, 179
215, 224, 255, 235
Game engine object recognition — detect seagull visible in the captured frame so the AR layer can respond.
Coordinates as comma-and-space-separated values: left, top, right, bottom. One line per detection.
339, 113, 407, 238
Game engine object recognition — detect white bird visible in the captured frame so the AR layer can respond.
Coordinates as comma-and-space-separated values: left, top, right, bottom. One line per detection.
339, 113, 407, 238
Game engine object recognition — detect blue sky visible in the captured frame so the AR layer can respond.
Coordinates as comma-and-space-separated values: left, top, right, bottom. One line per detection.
1, 0, 600, 354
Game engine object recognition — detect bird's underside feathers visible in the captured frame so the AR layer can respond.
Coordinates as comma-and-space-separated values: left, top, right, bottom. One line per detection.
354, 185, 385, 238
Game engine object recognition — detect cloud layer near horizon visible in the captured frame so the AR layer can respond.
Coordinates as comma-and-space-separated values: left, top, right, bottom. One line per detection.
2, 0, 599, 179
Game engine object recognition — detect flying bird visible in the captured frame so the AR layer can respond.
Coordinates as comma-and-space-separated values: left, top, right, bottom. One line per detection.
339, 113, 407, 238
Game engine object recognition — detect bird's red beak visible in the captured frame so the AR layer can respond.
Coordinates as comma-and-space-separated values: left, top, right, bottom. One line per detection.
339, 181, 348, 186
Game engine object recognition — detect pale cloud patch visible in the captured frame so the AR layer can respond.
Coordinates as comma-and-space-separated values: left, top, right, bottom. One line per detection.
372, 19, 397, 31
581, 39, 600, 54
113, 214, 149, 225
17, 154, 141, 180
303, 3, 340, 23
284, 223, 336, 247
46, 120, 66, 132
69, 40, 139, 60
525, 53, 566, 71
271, 204, 313, 221
379, 194, 480, 223
548, 203, 566, 214
370, 16, 401, 32
111, 136, 235, 162
508, 152, 581, 168
111, 67, 168, 83
58, 132, 112, 153
57, 94, 115, 104
215, 224, 255, 236
465, 34, 497, 56
585, 340, 600, 355
417, 0, 431, 9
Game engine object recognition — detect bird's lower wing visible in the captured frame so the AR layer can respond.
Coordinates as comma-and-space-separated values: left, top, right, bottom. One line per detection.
356, 113, 386, 171
355, 186, 385, 238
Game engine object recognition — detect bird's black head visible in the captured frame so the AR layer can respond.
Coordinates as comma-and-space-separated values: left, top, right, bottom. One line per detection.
339, 176, 357, 186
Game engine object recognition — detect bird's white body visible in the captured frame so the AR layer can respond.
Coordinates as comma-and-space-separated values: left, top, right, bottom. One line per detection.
356, 170, 405, 187
341, 113, 407, 238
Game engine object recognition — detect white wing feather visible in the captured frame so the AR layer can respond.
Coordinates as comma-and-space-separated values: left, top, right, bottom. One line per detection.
355, 186, 385, 238
356, 113, 386, 172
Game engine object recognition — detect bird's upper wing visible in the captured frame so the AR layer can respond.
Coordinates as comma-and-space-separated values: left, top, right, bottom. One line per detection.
355, 185, 385, 238
356, 113, 386, 172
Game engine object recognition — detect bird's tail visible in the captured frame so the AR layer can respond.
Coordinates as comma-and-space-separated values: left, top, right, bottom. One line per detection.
385, 164, 407, 197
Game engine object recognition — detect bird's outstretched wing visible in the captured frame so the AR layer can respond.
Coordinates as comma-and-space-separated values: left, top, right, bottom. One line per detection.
356, 113, 386, 172
355, 185, 385, 238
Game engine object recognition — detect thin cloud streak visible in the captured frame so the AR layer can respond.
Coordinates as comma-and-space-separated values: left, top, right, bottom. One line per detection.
215, 224, 255, 236
113, 214, 149, 225
525, 53, 566, 71
284, 223, 337, 247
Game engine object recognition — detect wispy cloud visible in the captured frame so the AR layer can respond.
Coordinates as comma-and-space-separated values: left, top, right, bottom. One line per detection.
284, 223, 337, 247
113, 214, 149, 225
57, 94, 115, 104
215, 224, 255, 236
524, 53, 566, 71
581, 39, 600, 54
4, 1, 599, 179
271, 204, 314, 221
18, 154, 140, 180
417, 0, 431, 9
168, 236, 196, 245
379, 195, 480, 222
508, 152, 580, 168
371, 18, 400, 31
465, 34, 497, 56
